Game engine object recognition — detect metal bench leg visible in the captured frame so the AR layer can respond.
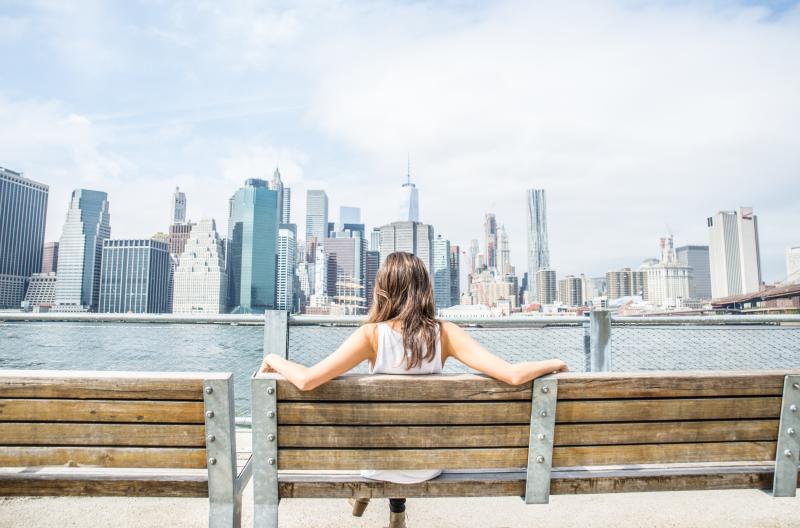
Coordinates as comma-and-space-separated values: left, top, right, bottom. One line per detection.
524, 374, 558, 504
774, 375, 800, 497
204, 375, 243, 528
252, 377, 279, 528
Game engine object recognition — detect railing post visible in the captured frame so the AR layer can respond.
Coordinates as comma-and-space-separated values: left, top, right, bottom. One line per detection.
264, 310, 289, 360
203, 375, 241, 528
589, 310, 612, 372
524, 374, 558, 504
252, 375, 279, 528
773, 375, 800, 497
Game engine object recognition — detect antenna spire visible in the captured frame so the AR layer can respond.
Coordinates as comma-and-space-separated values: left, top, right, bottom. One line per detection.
406, 153, 411, 185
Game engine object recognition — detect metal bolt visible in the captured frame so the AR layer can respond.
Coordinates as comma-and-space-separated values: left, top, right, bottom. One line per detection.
788, 428, 796, 436
267, 410, 275, 418
541, 386, 549, 394
793, 382, 799, 390
267, 387, 275, 395
268, 458, 276, 465
791, 405, 798, 413
536, 456, 545, 463
207, 434, 216, 442
209, 457, 217, 465
204, 386, 213, 394
537, 433, 546, 440
540, 410, 547, 417
267, 434, 276, 442
205, 411, 214, 418
784, 449, 793, 458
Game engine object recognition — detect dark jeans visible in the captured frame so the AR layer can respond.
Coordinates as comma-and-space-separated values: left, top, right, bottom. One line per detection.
389, 498, 406, 513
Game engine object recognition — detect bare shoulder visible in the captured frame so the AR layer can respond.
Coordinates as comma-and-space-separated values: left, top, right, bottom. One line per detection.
439, 320, 463, 337
360, 322, 379, 350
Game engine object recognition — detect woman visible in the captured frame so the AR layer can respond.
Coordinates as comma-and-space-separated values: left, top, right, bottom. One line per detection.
260, 251, 568, 528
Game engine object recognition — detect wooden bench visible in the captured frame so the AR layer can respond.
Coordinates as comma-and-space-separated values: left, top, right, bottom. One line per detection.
251, 369, 800, 527
0, 370, 252, 528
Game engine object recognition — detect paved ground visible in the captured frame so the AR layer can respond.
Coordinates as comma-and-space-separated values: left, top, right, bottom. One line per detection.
2, 488, 800, 527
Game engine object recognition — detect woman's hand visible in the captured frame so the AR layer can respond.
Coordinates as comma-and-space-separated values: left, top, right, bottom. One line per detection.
259, 355, 278, 373
551, 359, 569, 373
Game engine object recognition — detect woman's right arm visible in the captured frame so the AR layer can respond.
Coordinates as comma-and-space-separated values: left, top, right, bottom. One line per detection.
440, 321, 567, 385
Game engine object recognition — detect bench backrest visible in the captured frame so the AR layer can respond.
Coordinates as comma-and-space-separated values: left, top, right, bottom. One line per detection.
0, 370, 230, 470
271, 370, 796, 471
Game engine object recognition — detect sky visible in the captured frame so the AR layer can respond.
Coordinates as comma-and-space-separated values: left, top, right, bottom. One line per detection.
1, 0, 799, 283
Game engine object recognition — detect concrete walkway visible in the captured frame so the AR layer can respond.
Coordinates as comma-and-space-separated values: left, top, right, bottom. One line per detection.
2, 487, 799, 527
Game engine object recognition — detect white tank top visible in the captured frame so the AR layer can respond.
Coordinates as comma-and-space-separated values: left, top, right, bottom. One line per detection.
361, 322, 443, 484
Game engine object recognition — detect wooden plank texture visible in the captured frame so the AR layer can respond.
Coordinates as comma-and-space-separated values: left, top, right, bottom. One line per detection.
0, 423, 206, 447
277, 402, 530, 425
556, 397, 781, 423
0, 470, 208, 497
0, 399, 205, 423
553, 441, 776, 466
0, 446, 207, 469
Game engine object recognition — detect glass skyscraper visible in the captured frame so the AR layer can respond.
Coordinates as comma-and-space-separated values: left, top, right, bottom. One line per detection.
0, 167, 49, 309
432, 235, 452, 310
98, 239, 171, 313
305, 190, 328, 261
54, 189, 110, 311
526, 189, 550, 297
227, 179, 279, 313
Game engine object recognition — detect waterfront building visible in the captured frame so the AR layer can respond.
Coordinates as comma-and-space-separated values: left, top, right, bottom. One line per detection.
168, 222, 194, 256
558, 275, 583, 307
21, 272, 57, 311
172, 219, 227, 314
170, 187, 187, 225
606, 267, 647, 301
227, 179, 279, 313
305, 190, 328, 261
640, 235, 692, 309
449, 245, 461, 307
469, 269, 518, 309
786, 247, 800, 284
98, 239, 170, 313
399, 166, 420, 222
535, 268, 557, 305
676, 245, 711, 299
271, 168, 291, 224
432, 235, 452, 310
484, 213, 497, 269
379, 221, 433, 271
41, 242, 58, 273
370, 227, 381, 252
365, 250, 380, 310
526, 189, 550, 297
55, 189, 110, 311
276, 224, 297, 312
708, 207, 762, 299
0, 167, 49, 309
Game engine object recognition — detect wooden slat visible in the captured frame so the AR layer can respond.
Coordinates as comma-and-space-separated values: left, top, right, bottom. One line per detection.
0, 370, 228, 400
0, 399, 205, 423
278, 448, 528, 470
557, 397, 781, 423
556, 370, 797, 399
0, 446, 207, 469
0, 423, 206, 447
277, 420, 779, 449
277, 402, 530, 425
553, 441, 776, 466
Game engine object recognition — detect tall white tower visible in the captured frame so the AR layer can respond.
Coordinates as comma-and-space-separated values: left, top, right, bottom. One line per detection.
708, 207, 762, 298
399, 158, 420, 222
170, 187, 187, 225
526, 189, 550, 296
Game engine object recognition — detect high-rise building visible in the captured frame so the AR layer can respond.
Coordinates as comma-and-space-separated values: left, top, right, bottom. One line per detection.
676, 245, 711, 299
708, 207, 762, 298
276, 224, 297, 312
484, 213, 497, 269
55, 189, 110, 311
21, 273, 57, 311
172, 218, 228, 314
497, 225, 512, 276
558, 275, 583, 307
365, 250, 380, 310
271, 168, 291, 224
168, 222, 194, 256
98, 239, 170, 313
0, 167, 49, 309
606, 268, 647, 301
399, 163, 420, 222
468, 269, 518, 309
324, 235, 366, 313
170, 187, 187, 225
41, 242, 58, 273
787, 247, 800, 284
227, 179, 279, 313
449, 245, 461, 307
370, 227, 381, 252
526, 189, 550, 297
379, 221, 433, 271
640, 235, 692, 308
468, 239, 480, 274
305, 190, 328, 261
432, 235, 452, 311
535, 269, 557, 305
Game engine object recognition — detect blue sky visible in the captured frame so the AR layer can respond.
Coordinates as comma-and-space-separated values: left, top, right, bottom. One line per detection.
1, 0, 799, 282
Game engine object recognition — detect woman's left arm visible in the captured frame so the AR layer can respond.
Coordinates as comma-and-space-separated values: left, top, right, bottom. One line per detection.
259, 324, 374, 391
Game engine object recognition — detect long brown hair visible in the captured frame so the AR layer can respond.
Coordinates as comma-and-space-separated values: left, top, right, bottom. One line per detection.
367, 251, 440, 369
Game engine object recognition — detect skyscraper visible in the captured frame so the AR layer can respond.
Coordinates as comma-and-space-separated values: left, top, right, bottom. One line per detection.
0, 167, 49, 309
41, 242, 58, 274
170, 187, 187, 225
379, 221, 433, 271
606, 268, 647, 301
227, 179, 279, 313
365, 250, 380, 310
432, 235, 452, 310
276, 224, 297, 312
483, 213, 497, 269
787, 247, 800, 284
399, 162, 420, 222
708, 207, 762, 298
535, 269, 557, 305
168, 222, 194, 256
172, 218, 227, 314
370, 227, 381, 253
526, 189, 550, 296
98, 239, 170, 313
641, 235, 691, 308
497, 225, 512, 276
558, 275, 583, 307
468, 239, 480, 274
324, 235, 366, 313
449, 245, 461, 307
305, 190, 328, 260
271, 168, 291, 224
55, 189, 110, 311
676, 245, 712, 299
